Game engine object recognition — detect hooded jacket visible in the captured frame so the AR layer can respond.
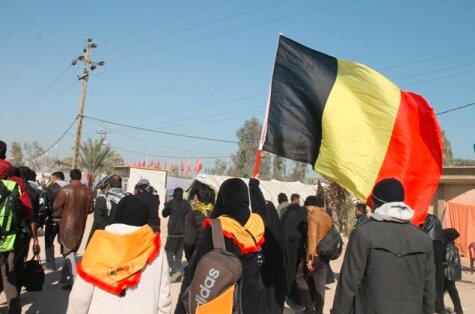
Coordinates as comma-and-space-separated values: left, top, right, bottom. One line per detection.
443, 228, 462, 281
66, 224, 171, 314
332, 202, 435, 314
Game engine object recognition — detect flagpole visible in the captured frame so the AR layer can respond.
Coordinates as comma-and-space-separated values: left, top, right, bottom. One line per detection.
253, 34, 281, 177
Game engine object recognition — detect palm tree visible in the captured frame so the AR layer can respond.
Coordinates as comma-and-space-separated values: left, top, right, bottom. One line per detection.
80, 138, 122, 187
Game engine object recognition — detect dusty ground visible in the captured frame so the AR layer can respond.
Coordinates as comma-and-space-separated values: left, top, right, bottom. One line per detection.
1, 215, 474, 313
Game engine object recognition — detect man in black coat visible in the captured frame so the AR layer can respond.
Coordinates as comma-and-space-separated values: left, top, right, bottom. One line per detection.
332, 178, 435, 314
162, 187, 191, 281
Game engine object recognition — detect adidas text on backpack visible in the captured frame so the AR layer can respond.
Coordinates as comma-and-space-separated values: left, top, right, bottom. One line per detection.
0, 180, 22, 253
182, 219, 242, 314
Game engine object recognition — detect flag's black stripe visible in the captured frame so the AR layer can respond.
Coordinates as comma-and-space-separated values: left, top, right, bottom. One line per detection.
263, 35, 337, 165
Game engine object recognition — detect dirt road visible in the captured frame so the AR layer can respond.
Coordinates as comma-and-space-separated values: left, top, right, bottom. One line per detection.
1, 215, 473, 313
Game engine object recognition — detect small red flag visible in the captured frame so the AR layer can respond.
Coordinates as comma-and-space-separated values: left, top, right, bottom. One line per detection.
186, 161, 191, 177
195, 158, 203, 174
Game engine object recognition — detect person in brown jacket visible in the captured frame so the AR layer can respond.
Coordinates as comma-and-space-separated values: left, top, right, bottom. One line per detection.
295, 195, 333, 314
53, 168, 94, 290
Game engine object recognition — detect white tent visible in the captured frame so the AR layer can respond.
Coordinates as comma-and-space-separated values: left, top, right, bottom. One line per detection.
188, 174, 321, 207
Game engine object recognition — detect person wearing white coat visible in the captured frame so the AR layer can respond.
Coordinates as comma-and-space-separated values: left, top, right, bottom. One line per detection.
67, 195, 171, 314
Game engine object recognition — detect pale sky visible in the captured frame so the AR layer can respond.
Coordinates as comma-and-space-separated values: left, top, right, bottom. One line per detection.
1, 0, 474, 170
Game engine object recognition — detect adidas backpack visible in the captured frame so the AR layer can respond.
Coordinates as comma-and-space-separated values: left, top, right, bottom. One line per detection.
182, 219, 242, 314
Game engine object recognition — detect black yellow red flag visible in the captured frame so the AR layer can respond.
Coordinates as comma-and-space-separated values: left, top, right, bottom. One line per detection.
258, 35, 442, 225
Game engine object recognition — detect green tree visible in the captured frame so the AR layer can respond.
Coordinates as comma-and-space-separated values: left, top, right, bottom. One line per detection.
80, 138, 122, 186
442, 130, 453, 166
452, 158, 475, 166
23, 141, 45, 171
272, 155, 286, 180
10, 141, 24, 167
228, 118, 271, 178
208, 159, 228, 175
288, 161, 307, 182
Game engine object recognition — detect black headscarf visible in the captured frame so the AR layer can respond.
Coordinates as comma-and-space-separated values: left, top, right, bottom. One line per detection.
211, 178, 250, 225
112, 194, 150, 227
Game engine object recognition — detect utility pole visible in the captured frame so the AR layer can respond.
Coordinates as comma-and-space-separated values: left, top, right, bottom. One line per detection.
96, 123, 111, 142
71, 38, 105, 169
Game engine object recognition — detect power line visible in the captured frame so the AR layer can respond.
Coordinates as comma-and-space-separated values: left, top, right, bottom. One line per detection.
111, 93, 266, 121
43, 116, 78, 154
393, 62, 475, 81
82, 114, 238, 144
20, 79, 77, 125
112, 145, 231, 159
98, 0, 233, 45
109, 0, 359, 63
87, 118, 224, 155
436, 102, 475, 116
142, 104, 262, 129
4, 64, 72, 134
403, 68, 475, 87
98, 0, 294, 56
380, 47, 475, 71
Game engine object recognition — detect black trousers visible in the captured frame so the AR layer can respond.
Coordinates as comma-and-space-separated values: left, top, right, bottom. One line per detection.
444, 279, 463, 313
295, 257, 328, 314
165, 235, 184, 273
44, 220, 60, 248
433, 241, 445, 313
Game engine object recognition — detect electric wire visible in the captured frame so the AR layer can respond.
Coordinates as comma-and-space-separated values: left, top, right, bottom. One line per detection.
82, 114, 238, 144
43, 116, 78, 154
112, 93, 266, 121
109, 0, 359, 63
98, 0, 294, 56
403, 68, 475, 87
98, 0, 234, 45
143, 104, 262, 128
436, 102, 475, 116
6, 64, 72, 132
112, 145, 231, 159
380, 48, 475, 71
87, 119, 224, 155
393, 62, 475, 81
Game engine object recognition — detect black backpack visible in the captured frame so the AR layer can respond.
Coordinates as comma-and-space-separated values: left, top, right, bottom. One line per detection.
35, 190, 49, 227
182, 219, 243, 314
317, 225, 343, 260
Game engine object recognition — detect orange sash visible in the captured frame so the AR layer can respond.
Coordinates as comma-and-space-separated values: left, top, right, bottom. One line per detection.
77, 225, 160, 295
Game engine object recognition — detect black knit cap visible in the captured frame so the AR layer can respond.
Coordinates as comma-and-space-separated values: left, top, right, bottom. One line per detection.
372, 178, 405, 205
112, 194, 150, 227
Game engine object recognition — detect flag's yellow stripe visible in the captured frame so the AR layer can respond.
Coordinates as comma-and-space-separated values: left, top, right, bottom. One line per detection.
315, 59, 401, 200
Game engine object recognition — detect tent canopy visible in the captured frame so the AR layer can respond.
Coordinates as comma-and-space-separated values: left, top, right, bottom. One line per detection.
187, 174, 321, 208
445, 188, 475, 257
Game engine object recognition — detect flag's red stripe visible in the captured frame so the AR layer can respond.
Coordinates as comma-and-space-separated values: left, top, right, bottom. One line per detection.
371, 91, 443, 225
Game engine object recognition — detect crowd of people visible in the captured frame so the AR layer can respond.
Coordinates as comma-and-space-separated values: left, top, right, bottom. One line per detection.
0, 139, 466, 314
